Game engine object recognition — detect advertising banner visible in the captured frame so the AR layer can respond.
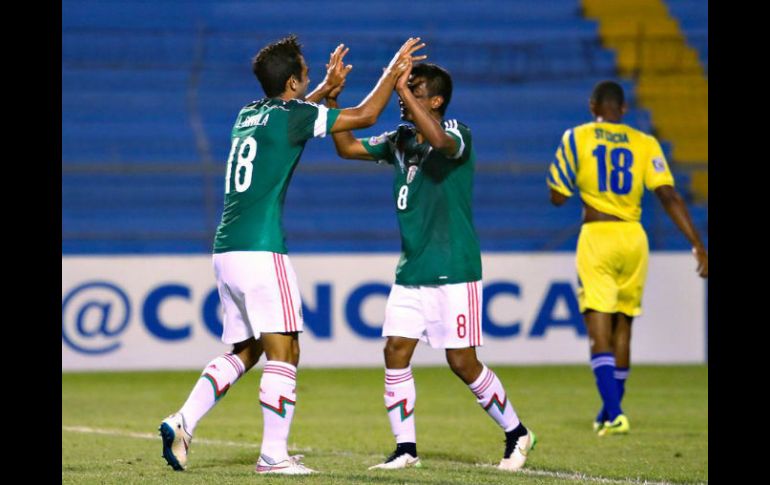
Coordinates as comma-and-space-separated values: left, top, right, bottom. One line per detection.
62, 253, 706, 370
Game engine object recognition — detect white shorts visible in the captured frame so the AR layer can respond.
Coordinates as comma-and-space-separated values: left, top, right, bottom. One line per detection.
212, 251, 304, 344
382, 281, 483, 349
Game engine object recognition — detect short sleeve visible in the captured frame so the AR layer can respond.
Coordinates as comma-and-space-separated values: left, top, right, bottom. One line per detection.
287, 100, 342, 144
442, 119, 470, 160
547, 129, 577, 197
361, 131, 396, 164
643, 136, 675, 191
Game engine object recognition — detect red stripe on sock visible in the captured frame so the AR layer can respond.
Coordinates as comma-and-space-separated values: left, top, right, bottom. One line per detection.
264, 364, 297, 375
264, 366, 297, 377
385, 375, 413, 385
470, 371, 489, 392
223, 354, 243, 377
385, 369, 412, 378
264, 366, 297, 380
471, 369, 494, 394
385, 372, 413, 380
477, 372, 496, 395
263, 369, 297, 381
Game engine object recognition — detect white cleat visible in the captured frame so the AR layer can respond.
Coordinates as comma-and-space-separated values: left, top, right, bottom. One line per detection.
369, 452, 422, 470
256, 454, 316, 475
498, 429, 537, 472
159, 413, 192, 471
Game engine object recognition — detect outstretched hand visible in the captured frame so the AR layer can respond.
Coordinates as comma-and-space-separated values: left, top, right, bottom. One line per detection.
324, 43, 353, 93
386, 37, 427, 78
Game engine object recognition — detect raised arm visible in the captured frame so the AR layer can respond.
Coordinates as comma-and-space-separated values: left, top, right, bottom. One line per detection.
329, 37, 427, 133
326, 96, 374, 160
394, 62, 458, 157
654, 185, 708, 278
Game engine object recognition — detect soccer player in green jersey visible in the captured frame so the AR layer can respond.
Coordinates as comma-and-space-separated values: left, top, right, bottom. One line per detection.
326, 61, 536, 472
159, 35, 426, 475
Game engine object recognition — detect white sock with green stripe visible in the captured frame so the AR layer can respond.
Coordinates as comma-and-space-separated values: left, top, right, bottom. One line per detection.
468, 364, 520, 432
384, 366, 416, 444
179, 353, 245, 434
259, 361, 298, 462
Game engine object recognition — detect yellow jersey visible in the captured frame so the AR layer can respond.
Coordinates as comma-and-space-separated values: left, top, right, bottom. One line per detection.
547, 121, 675, 221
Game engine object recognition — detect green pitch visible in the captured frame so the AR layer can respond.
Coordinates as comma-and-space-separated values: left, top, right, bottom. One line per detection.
62, 365, 707, 484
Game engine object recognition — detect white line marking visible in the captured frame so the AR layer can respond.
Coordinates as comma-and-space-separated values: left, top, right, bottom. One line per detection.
63, 425, 706, 484
477, 463, 702, 485
64, 425, 260, 449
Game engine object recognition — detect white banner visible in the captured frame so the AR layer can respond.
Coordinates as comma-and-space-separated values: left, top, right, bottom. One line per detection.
62, 253, 706, 370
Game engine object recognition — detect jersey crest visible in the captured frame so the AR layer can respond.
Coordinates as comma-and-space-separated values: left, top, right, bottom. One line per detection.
406, 165, 418, 184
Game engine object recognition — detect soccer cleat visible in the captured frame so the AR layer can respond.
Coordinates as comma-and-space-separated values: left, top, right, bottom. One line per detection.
256, 454, 316, 475
597, 414, 630, 436
498, 428, 536, 472
368, 448, 422, 470
159, 413, 192, 471
593, 421, 606, 433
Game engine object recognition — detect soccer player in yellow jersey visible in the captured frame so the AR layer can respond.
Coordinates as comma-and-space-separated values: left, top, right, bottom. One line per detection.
547, 80, 708, 436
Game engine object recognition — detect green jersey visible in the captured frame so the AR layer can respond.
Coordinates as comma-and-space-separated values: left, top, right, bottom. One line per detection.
362, 119, 482, 285
213, 98, 340, 254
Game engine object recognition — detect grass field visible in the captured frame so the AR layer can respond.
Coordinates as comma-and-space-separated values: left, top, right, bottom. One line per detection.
62, 365, 707, 484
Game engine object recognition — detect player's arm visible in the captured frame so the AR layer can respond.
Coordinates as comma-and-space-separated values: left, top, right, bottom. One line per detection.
326, 96, 374, 160
329, 37, 426, 133
644, 137, 707, 277
550, 189, 569, 206
305, 44, 353, 104
654, 185, 708, 278
394, 63, 459, 157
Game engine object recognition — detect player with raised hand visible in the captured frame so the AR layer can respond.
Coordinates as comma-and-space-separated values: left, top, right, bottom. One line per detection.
326, 59, 536, 472
547, 80, 708, 436
158, 35, 425, 475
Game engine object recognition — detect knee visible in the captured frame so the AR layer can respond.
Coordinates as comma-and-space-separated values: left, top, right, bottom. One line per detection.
446, 353, 481, 383
264, 341, 299, 366
383, 340, 410, 368
232, 338, 262, 369
589, 336, 613, 354
446, 353, 466, 373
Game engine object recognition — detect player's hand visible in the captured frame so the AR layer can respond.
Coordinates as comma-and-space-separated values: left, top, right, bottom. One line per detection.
693, 245, 708, 278
385, 37, 427, 78
323, 43, 353, 91
395, 59, 413, 92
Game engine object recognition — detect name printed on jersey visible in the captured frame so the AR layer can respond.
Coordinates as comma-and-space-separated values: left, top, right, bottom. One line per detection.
237, 113, 270, 129
594, 128, 629, 144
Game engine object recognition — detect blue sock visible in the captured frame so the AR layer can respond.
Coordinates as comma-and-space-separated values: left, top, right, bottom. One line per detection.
615, 367, 629, 405
596, 406, 608, 424
596, 366, 630, 423
591, 353, 622, 421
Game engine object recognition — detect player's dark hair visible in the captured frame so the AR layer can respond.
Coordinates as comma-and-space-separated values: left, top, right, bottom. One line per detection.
591, 80, 625, 107
252, 34, 304, 98
411, 63, 453, 116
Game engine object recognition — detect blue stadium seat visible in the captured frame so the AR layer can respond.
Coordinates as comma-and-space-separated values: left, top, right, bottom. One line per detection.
62, 0, 707, 253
